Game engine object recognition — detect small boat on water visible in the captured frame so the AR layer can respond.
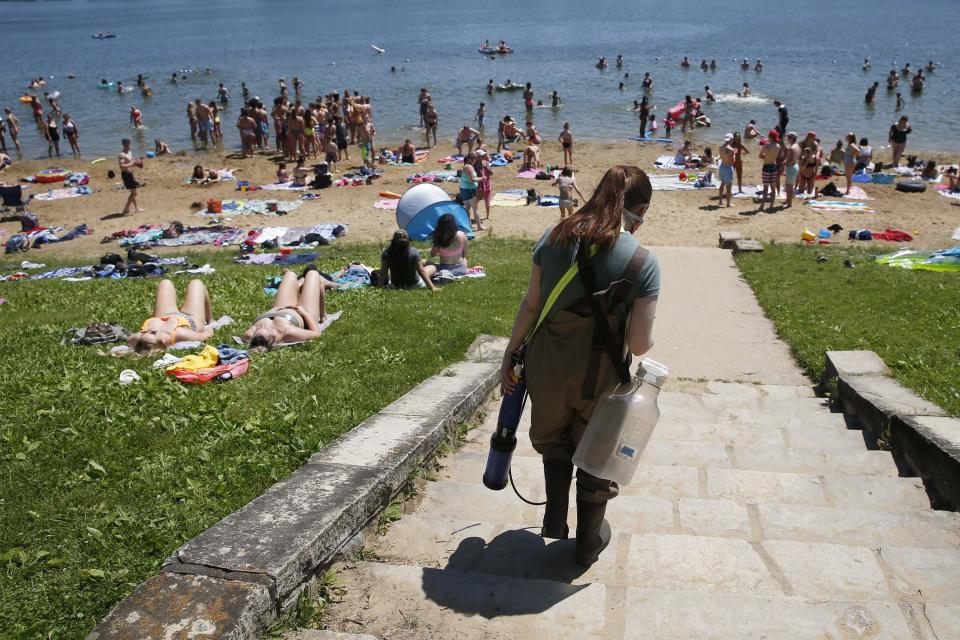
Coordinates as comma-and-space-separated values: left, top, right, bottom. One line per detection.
371, 44, 385, 54
92, 32, 116, 39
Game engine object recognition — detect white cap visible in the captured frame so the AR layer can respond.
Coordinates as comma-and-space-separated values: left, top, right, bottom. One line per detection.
724, 133, 734, 142
640, 358, 669, 386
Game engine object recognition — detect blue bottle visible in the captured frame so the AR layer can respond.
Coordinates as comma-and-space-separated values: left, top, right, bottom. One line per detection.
482, 350, 526, 491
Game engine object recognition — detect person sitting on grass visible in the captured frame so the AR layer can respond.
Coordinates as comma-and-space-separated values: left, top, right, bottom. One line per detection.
242, 268, 330, 351
127, 279, 214, 354
378, 229, 438, 292
430, 213, 469, 277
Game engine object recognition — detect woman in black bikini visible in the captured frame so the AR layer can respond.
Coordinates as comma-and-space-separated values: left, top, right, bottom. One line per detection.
243, 269, 330, 351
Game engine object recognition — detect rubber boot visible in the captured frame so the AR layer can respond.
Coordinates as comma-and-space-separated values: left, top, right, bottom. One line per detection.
541, 459, 573, 539
575, 499, 611, 567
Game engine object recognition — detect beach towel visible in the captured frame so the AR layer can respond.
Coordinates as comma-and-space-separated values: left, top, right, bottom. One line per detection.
199, 199, 302, 217
437, 155, 464, 164
843, 186, 873, 200
872, 174, 895, 184
648, 174, 701, 191
432, 266, 487, 285
407, 170, 459, 184
491, 190, 528, 207
33, 186, 92, 201
937, 188, 960, 201
807, 200, 875, 213
374, 198, 399, 210
256, 181, 306, 191
871, 229, 913, 242
538, 195, 560, 207
654, 155, 685, 170
386, 149, 430, 165
185, 169, 235, 185
235, 252, 320, 266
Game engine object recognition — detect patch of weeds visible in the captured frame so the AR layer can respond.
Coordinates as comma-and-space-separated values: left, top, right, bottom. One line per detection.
376, 501, 404, 536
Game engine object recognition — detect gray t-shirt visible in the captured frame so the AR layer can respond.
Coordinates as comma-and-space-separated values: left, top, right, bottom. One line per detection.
532, 227, 661, 323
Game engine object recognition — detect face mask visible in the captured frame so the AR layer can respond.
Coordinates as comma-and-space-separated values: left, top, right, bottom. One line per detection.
623, 207, 645, 228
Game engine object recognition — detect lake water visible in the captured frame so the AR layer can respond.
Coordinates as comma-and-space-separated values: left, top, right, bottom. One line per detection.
1, 0, 958, 159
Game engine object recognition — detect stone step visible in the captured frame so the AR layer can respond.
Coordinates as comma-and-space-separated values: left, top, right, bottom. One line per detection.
461, 420, 871, 462
371, 501, 960, 576
322, 561, 955, 639
659, 390, 834, 415
668, 380, 818, 399
451, 438, 896, 479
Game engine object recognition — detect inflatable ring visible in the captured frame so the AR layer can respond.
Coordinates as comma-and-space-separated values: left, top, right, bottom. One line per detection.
896, 179, 927, 193
35, 168, 71, 184
19, 96, 32, 104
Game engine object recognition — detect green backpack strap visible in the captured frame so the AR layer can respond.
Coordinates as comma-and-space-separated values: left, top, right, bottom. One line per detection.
525, 243, 598, 345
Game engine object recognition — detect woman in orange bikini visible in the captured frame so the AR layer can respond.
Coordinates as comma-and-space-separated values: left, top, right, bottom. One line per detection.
127, 279, 214, 354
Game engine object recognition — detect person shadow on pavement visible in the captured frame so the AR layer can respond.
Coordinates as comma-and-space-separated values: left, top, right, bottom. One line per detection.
421, 527, 591, 618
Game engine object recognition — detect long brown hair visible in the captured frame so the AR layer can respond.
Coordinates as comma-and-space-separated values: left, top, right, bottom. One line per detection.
549, 165, 652, 249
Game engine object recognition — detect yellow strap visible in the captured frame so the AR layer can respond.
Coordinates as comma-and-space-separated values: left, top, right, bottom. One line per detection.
526, 244, 598, 344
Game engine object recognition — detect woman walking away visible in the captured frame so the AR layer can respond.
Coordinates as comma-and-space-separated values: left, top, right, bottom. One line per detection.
243, 269, 330, 351
888, 115, 911, 166
62, 113, 80, 157
430, 213, 469, 276
553, 166, 586, 219
843, 133, 860, 195
500, 165, 661, 567
127, 279, 214, 354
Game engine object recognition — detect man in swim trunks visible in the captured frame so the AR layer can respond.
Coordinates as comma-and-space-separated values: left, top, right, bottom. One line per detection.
456, 125, 481, 155
782, 132, 800, 208
118, 138, 144, 215
195, 99, 213, 148
718, 133, 735, 208
758, 130, 781, 212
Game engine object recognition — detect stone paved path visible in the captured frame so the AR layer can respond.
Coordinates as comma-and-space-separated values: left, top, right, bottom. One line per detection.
305, 248, 960, 640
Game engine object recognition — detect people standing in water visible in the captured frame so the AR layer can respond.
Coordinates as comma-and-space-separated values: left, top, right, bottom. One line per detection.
423, 101, 438, 148
62, 113, 80, 157
130, 105, 143, 129
558, 122, 574, 165
500, 165, 660, 568
865, 82, 879, 104
523, 83, 534, 113
195, 99, 213, 148
45, 112, 60, 157
4, 109, 21, 153
637, 96, 651, 138
418, 88, 431, 127
888, 115, 911, 166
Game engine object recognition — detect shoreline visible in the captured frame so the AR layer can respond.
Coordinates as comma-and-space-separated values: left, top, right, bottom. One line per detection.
2, 139, 958, 264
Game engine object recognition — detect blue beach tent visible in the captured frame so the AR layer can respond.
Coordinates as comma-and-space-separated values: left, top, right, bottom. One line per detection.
396, 183, 474, 241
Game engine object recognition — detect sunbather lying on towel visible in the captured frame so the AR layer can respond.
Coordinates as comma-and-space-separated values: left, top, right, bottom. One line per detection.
189, 165, 235, 184
128, 279, 214, 354
243, 268, 329, 351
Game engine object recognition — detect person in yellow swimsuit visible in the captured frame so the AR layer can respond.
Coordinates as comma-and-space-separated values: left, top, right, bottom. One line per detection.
127, 279, 214, 354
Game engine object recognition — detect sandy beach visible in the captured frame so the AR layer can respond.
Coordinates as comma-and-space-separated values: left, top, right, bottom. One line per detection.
3, 138, 958, 261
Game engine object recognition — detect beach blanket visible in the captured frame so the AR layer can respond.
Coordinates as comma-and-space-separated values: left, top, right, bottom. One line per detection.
242, 223, 347, 248
654, 156, 685, 170
407, 170, 458, 184
437, 155, 464, 164
843, 186, 873, 200
199, 199, 302, 217
374, 198, 399, 210
491, 190, 528, 207
20, 256, 187, 282
33, 186, 92, 201
118, 226, 243, 248
936, 186, 960, 201
255, 181, 306, 191
433, 266, 487, 285
875, 247, 960, 272
235, 252, 320, 266
517, 169, 560, 180
648, 174, 701, 191
489, 153, 511, 167
538, 195, 560, 207
807, 200, 875, 213
232, 311, 342, 347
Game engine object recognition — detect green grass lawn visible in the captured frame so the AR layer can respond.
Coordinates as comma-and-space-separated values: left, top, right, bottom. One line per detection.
737, 243, 960, 416
0, 238, 531, 638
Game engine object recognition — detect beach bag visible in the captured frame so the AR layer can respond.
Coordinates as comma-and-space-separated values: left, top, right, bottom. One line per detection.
20, 211, 39, 231
4, 234, 29, 254
526, 188, 538, 205
62, 322, 129, 346
820, 182, 842, 197
207, 199, 223, 213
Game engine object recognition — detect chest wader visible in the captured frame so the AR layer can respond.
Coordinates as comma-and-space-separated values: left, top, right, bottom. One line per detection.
525, 243, 649, 566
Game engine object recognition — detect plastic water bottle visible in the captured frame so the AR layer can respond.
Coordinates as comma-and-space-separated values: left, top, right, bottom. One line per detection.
572, 359, 669, 485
